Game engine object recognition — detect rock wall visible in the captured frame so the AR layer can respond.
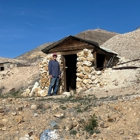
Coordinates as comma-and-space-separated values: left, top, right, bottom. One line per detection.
22, 54, 65, 97
76, 49, 97, 92
39, 54, 65, 93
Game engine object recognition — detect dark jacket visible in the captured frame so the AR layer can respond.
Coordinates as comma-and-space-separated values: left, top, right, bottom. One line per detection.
48, 60, 61, 77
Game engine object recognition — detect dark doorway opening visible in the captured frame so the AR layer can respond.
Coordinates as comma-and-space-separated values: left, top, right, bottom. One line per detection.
0, 67, 4, 71
96, 53, 105, 70
64, 54, 77, 92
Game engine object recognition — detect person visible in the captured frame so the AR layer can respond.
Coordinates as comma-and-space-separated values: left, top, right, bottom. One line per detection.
47, 53, 61, 96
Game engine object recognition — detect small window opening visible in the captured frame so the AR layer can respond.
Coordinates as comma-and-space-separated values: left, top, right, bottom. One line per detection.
0, 67, 4, 71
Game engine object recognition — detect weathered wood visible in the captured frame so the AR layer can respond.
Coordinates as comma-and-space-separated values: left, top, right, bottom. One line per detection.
62, 56, 67, 91
49, 49, 93, 55
93, 52, 97, 68
49, 39, 94, 53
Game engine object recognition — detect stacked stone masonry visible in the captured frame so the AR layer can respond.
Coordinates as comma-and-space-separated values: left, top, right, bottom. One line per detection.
76, 49, 97, 92
39, 54, 64, 94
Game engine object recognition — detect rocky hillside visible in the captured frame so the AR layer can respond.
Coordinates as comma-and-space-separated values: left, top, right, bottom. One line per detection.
16, 29, 117, 63
76, 29, 118, 46
16, 43, 52, 63
0, 83, 140, 140
101, 29, 140, 60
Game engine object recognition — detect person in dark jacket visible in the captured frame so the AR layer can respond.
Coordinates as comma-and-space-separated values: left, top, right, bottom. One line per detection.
48, 53, 61, 96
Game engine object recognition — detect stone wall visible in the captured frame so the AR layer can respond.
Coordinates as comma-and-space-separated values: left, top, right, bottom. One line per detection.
38, 54, 64, 94
76, 49, 97, 92
22, 54, 65, 97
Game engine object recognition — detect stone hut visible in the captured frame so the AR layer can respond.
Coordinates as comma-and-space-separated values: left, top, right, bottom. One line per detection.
0, 57, 27, 71
40, 35, 119, 93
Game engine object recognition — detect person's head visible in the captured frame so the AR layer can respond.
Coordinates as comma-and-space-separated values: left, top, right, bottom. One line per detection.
52, 53, 57, 60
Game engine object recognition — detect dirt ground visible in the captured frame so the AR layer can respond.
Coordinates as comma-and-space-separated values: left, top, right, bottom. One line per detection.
0, 66, 40, 94
0, 60, 140, 140
0, 82, 140, 140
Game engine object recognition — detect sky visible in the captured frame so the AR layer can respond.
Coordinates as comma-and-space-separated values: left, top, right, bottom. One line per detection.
0, 0, 140, 58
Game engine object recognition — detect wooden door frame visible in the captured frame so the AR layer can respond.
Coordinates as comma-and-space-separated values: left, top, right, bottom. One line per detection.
61, 55, 67, 92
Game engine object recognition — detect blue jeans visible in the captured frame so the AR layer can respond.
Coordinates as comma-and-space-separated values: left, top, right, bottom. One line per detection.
48, 77, 59, 96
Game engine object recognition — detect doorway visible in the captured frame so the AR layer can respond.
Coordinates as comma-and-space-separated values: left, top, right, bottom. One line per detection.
0, 67, 4, 71
96, 53, 105, 70
63, 54, 77, 92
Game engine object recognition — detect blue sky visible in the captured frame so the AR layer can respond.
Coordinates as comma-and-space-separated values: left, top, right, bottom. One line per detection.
0, 0, 140, 58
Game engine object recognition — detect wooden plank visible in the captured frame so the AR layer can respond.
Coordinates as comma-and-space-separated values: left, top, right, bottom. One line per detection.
62, 56, 67, 92
49, 45, 93, 53
49, 40, 94, 53
48, 49, 94, 55
93, 52, 97, 68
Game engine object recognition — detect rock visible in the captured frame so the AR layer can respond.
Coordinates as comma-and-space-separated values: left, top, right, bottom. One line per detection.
83, 66, 92, 73
34, 113, 38, 117
22, 89, 30, 97
76, 77, 82, 82
92, 133, 97, 138
0, 107, 5, 113
83, 79, 88, 84
15, 116, 24, 124
19, 134, 30, 140
30, 82, 39, 97
72, 121, 78, 127
77, 66, 83, 72
65, 123, 73, 131
31, 104, 38, 110
0, 123, 4, 128
82, 61, 92, 66
16, 106, 23, 111
114, 79, 118, 86
37, 89, 47, 97
96, 71, 102, 75
30, 135, 39, 140
91, 75, 96, 80
100, 122, 109, 128
87, 57, 94, 62
50, 121, 59, 129
63, 92, 71, 97
54, 113, 64, 118
12, 112, 17, 116
107, 116, 116, 122
137, 135, 140, 140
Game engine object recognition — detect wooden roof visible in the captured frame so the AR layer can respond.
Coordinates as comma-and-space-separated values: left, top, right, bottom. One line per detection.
42, 35, 118, 56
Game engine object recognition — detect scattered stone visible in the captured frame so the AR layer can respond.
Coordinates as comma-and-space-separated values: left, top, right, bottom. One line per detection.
54, 113, 64, 118
31, 104, 38, 110
12, 112, 17, 116
100, 122, 109, 128
15, 116, 24, 124
34, 113, 38, 117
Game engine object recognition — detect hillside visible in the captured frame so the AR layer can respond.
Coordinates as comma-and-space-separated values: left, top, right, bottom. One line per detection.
16, 29, 117, 62
76, 29, 118, 46
16, 42, 52, 63
101, 29, 140, 60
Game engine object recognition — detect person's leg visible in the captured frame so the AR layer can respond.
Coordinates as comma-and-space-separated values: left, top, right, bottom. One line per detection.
48, 77, 56, 96
53, 77, 59, 95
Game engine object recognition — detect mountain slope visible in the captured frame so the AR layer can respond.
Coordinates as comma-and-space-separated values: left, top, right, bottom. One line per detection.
16, 29, 118, 62
101, 29, 140, 60
76, 29, 118, 46
16, 42, 52, 63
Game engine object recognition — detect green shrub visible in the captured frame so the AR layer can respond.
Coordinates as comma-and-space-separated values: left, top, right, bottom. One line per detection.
70, 130, 77, 135
85, 114, 98, 134
60, 105, 67, 110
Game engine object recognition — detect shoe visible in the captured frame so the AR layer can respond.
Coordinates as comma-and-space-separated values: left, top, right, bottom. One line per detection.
47, 94, 51, 96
